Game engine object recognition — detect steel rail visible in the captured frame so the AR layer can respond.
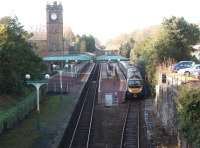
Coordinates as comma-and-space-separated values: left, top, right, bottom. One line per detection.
67, 64, 99, 148
120, 101, 140, 148
86, 85, 97, 148
137, 102, 140, 148
86, 64, 100, 148
67, 83, 91, 148
120, 102, 131, 148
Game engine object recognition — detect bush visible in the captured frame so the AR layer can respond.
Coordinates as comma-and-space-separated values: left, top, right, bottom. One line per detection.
176, 86, 200, 148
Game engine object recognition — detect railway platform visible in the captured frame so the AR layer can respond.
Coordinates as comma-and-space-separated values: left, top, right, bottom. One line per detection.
89, 62, 128, 148
98, 62, 127, 105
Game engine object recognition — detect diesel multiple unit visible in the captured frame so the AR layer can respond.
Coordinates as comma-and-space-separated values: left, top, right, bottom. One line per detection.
119, 61, 144, 99
126, 66, 144, 99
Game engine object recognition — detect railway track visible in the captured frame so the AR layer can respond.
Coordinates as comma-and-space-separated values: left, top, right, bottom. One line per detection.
59, 63, 100, 148
120, 101, 140, 148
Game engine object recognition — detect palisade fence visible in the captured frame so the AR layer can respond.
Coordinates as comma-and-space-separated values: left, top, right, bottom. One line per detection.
0, 86, 47, 135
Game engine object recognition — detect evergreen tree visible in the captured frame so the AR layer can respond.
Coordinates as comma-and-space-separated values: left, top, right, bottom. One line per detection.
0, 16, 46, 95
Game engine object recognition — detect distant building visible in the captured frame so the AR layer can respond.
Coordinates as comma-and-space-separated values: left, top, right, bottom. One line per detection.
29, 32, 47, 54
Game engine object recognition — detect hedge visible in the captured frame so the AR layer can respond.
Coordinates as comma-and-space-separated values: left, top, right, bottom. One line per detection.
0, 87, 46, 134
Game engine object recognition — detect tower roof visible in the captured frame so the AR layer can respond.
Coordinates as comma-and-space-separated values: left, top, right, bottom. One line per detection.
47, 1, 63, 10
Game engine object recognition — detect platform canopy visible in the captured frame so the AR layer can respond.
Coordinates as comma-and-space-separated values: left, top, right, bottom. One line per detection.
43, 53, 94, 62
96, 55, 129, 62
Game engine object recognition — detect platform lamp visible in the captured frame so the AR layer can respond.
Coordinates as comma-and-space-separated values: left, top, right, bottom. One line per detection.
25, 73, 50, 130
25, 74, 50, 112
64, 60, 69, 69
52, 64, 64, 94
117, 58, 120, 62
75, 60, 78, 78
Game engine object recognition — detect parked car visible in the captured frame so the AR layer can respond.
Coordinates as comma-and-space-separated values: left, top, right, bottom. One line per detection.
177, 64, 200, 76
171, 61, 194, 72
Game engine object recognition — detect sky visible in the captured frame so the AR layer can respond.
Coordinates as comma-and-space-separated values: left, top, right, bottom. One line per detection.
0, 0, 200, 43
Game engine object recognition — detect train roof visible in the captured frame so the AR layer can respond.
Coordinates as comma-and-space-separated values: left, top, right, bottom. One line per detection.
127, 66, 142, 79
128, 75, 142, 79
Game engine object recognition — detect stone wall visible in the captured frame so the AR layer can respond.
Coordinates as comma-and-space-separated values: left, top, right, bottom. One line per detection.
154, 83, 178, 136
154, 73, 194, 148
154, 73, 185, 135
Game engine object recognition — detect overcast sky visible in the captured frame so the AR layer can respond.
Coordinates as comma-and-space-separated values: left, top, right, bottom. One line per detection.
0, 0, 200, 43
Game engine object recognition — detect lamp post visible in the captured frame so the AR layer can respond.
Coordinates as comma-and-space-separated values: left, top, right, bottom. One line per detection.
25, 74, 50, 112
25, 74, 49, 130
117, 58, 120, 62
52, 64, 64, 94
75, 60, 78, 78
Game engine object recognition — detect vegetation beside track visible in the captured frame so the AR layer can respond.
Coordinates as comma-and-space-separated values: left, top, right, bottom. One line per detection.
176, 86, 200, 148
129, 16, 200, 96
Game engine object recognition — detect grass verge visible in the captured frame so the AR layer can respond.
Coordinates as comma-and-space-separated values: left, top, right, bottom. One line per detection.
0, 94, 75, 148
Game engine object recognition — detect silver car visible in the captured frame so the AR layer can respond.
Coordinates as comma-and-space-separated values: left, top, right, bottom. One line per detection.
177, 64, 200, 76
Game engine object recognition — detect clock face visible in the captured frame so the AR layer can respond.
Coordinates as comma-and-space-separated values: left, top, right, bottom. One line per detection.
51, 13, 57, 20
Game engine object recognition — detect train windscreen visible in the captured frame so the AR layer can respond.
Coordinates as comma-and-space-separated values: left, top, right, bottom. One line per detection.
128, 80, 142, 88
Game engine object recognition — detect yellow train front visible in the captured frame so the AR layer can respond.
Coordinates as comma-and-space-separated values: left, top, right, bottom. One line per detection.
126, 77, 144, 99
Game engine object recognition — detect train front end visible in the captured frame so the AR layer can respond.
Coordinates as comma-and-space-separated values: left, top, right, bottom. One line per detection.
126, 78, 144, 99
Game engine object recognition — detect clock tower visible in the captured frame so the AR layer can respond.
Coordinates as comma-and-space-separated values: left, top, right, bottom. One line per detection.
46, 1, 63, 51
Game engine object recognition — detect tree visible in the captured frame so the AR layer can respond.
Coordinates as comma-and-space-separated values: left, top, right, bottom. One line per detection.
75, 34, 96, 53
0, 16, 46, 95
85, 35, 96, 52
177, 86, 200, 148
119, 37, 135, 58
131, 16, 200, 64
155, 16, 200, 62
79, 39, 86, 53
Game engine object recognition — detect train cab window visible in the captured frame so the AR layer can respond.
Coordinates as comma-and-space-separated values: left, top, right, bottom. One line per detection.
128, 80, 142, 87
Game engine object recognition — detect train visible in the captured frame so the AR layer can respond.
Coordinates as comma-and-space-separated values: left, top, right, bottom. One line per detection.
118, 61, 145, 99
